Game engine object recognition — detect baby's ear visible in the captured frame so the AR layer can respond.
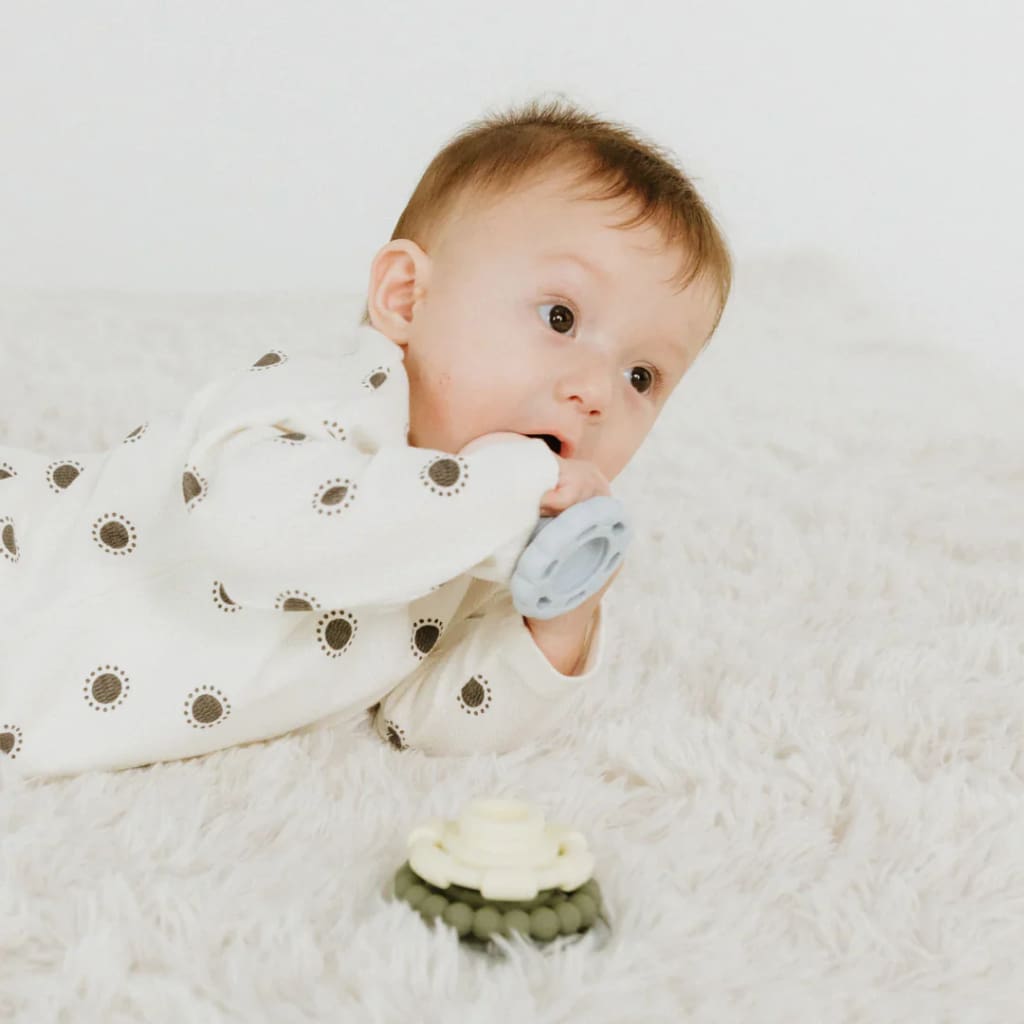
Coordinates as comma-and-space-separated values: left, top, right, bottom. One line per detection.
366, 239, 430, 343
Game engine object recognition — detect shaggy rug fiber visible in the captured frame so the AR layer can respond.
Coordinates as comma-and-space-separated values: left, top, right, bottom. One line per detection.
1, 253, 1022, 1022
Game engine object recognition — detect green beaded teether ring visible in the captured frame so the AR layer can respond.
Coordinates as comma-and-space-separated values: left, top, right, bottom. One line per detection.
394, 862, 603, 943
392, 798, 607, 947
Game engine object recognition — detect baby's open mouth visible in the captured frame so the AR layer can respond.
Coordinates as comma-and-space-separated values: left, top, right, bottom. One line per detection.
526, 434, 562, 455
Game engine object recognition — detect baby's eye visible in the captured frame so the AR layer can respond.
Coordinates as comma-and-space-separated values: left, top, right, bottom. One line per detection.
629, 366, 657, 395
538, 302, 575, 335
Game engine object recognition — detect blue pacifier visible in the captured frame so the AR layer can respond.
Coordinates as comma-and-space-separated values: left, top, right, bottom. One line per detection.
510, 496, 631, 620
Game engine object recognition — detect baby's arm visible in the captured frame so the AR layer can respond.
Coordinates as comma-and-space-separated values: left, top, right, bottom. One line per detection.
177, 349, 560, 610
369, 585, 608, 755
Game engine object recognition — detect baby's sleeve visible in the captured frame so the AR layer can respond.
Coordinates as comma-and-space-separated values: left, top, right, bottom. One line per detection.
177, 337, 560, 610
369, 588, 608, 755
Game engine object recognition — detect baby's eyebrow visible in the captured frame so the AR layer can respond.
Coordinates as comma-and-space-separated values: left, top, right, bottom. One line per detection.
664, 340, 692, 372
541, 252, 610, 283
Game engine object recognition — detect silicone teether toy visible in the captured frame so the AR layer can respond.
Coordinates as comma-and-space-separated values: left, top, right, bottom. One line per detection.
510, 495, 631, 619
392, 798, 606, 947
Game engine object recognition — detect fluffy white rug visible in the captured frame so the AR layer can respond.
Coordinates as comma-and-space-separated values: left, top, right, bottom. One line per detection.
1, 253, 1022, 1023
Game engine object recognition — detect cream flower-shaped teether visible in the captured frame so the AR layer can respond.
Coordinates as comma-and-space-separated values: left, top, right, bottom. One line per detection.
407, 798, 595, 901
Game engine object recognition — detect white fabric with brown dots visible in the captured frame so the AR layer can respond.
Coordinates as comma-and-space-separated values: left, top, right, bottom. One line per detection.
0, 325, 608, 778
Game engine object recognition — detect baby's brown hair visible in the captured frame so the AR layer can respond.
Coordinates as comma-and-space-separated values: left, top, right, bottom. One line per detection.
361, 95, 733, 350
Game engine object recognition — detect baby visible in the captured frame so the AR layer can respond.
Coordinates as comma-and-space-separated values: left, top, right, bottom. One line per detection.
0, 98, 732, 778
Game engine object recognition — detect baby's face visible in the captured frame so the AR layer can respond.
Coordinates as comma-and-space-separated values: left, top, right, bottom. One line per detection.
367, 167, 720, 482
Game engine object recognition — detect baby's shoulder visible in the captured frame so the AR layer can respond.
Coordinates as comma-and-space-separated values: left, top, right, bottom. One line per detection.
250, 325, 403, 396
186, 326, 405, 424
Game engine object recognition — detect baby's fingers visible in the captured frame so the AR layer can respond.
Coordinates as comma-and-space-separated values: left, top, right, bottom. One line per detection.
539, 485, 573, 516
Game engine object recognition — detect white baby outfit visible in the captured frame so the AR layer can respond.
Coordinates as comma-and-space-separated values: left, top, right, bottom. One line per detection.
0, 325, 607, 779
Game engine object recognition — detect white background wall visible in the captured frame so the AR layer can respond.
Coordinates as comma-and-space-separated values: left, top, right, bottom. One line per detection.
2, 0, 1021, 381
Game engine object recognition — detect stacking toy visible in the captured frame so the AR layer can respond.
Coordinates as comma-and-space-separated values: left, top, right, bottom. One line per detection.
510, 495, 631, 620
392, 798, 606, 947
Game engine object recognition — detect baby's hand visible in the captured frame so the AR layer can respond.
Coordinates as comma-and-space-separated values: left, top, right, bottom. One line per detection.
457, 433, 611, 517
538, 454, 611, 517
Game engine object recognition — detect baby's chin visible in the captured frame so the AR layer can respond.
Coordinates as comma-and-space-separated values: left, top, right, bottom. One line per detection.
409, 413, 553, 457
406, 424, 463, 455
405, 424, 519, 455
